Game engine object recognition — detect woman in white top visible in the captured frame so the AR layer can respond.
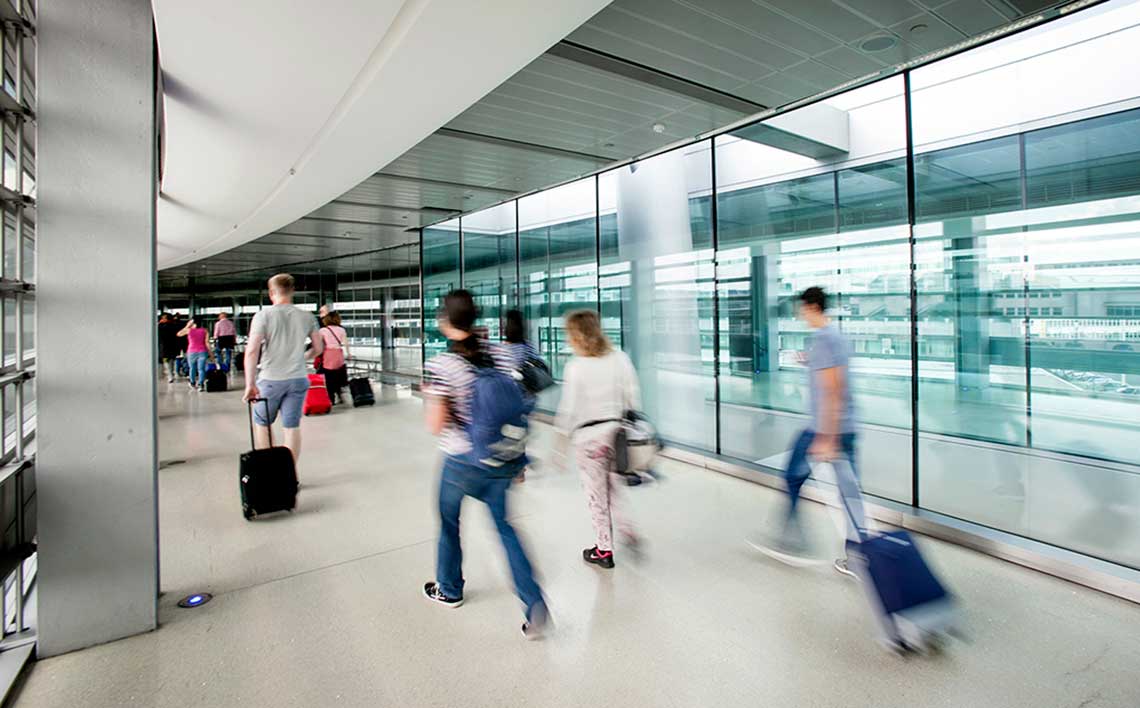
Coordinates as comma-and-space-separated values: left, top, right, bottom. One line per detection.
555, 309, 642, 569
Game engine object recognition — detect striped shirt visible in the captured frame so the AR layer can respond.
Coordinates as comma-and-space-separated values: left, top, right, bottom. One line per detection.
424, 340, 516, 456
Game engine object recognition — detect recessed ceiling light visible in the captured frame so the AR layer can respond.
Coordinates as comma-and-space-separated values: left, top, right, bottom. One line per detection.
603, 142, 616, 148
910, 23, 929, 34
860, 34, 898, 52
652, 122, 666, 134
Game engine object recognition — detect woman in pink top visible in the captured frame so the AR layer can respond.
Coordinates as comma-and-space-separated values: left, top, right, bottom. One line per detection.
317, 312, 350, 404
177, 319, 215, 391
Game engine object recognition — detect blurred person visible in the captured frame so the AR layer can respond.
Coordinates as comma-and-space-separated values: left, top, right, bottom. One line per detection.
421, 289, 548, 639
555, 309, 642, 569
157, 313, 182, 383
754, 286, 858, 576
503, 309, 540, 371
317, 311, 350, 405
243, 274, 324, 467
177, 318, 213, 392
213, 312, 238, 372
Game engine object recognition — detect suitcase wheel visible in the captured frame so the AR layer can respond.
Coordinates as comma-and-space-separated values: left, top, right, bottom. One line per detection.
243, 505, 256, 521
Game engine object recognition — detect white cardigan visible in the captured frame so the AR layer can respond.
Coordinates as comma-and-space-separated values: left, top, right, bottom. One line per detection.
554, 350, 642, 438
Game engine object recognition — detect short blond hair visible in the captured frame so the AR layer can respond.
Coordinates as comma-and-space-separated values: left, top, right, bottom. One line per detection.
268, 273, 295, 294
564, 309, 612, 357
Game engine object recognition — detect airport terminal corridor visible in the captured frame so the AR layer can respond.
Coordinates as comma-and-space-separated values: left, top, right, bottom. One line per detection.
11, 378, 1140, 708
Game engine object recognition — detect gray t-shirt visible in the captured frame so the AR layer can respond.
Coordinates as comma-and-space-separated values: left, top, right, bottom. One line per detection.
808, 323, 856, 434
249, 304, 315, 382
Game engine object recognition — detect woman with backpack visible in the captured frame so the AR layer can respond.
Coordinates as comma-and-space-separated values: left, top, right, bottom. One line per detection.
421, 290, 549, 639
555, 309, 642, 569
317, 312, 350, 405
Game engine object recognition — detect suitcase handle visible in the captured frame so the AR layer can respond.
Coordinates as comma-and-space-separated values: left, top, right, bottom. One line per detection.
247, 398, 275, 449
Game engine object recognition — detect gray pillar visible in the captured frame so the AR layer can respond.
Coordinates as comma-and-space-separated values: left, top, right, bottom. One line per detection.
37, 0, 158, 657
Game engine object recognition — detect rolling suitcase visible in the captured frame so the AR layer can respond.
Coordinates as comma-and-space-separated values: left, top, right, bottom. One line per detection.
239, 399, 298, 520
349, 377, 374, 407
304, 373, 332, 416
205, 369, 228, 392
827, 459, 957, 653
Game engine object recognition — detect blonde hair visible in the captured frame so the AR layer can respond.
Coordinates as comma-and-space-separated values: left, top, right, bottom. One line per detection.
268, 273, 295, 294
564, 309, 612, 357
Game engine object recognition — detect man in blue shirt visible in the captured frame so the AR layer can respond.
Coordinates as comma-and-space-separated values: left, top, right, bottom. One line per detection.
758, 287, 859, 574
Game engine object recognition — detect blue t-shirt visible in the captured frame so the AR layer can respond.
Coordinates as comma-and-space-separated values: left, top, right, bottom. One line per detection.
808, 323, 856, 434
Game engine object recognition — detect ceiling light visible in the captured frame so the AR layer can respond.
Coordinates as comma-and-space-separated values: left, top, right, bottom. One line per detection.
910, 23, 928, 34
603, 142, 616, 148
860, 34, 898, 52
652, 123, 666, 134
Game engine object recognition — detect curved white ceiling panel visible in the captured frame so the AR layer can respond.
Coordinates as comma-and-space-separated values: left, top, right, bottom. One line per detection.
154, 0, 611, 269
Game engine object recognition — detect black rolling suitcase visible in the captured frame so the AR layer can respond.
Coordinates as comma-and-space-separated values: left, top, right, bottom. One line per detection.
349, 377, 375, 407
205, 369, 228, 392
239, 399, 298, 520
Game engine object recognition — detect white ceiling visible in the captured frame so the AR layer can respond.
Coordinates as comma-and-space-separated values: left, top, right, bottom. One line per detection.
153, 0, 612, 270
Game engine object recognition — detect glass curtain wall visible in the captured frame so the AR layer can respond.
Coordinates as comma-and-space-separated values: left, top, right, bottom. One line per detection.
715, 76, 912, 503
599, 144, 716, 450
910, 0, 1140, 567
517, 181, 598, 379
412, 0, 1140, 570
461, 202, 517, 340
421, 219, 461, 360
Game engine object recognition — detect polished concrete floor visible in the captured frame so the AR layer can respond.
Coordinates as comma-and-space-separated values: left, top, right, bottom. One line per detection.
12, 377, 1140, 707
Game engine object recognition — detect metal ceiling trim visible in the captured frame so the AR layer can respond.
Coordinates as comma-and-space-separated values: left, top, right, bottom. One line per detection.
436, 127, 617, 163
547, 40, 765, 115
369, 171, 518, 195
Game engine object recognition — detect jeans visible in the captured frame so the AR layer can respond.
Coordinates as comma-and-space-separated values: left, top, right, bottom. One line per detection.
187, 352, 209, 386
436, 455, 544, 618
784, 429, 858, 521
215, 347, 233, 371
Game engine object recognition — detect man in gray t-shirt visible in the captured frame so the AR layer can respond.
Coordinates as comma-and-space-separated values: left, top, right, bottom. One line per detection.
243, 273, 323, 466
758, 287, 859, 569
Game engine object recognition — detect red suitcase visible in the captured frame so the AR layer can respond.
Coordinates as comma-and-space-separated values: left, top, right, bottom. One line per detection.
304, 373, 332, 416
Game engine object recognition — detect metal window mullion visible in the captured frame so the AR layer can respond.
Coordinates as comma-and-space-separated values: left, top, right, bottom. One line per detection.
903, 70, 920, 510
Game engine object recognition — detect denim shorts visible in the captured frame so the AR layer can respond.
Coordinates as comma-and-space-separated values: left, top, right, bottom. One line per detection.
252, 377, 310, 429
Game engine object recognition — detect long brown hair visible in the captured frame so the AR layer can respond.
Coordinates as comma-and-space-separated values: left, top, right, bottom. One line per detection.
564, 309, 612, 357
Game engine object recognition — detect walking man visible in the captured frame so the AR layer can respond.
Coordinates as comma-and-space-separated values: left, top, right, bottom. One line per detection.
243, 274, 323, 467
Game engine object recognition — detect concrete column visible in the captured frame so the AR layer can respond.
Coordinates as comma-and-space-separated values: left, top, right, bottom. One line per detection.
37, 0, 158, 657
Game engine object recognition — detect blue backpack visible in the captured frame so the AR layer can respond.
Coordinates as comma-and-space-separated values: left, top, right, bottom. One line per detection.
465, 363, 529, 476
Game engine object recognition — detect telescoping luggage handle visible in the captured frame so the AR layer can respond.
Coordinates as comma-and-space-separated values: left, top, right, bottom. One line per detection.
247, 398, 275, 449
813, 458, 870, 545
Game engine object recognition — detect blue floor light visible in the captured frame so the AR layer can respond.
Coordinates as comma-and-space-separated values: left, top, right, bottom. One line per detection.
177, 593, 213, 608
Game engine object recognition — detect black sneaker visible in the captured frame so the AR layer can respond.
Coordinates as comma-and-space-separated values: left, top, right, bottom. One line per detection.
423, 581, 463, 608
521, 602, 549, 640
582, 546, 615, 569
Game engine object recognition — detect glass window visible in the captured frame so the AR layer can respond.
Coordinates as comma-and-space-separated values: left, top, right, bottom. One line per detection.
715, 76, 912, 502
910, 0, 1140, 568
518, 180, 597, 380
461, 202, 517, 341
599, 142, 716, 451
421, 219, 461, 361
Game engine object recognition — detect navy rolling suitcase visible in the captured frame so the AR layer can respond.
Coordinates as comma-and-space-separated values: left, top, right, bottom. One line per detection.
239, 399, 298, 520
826, 460, 956, 653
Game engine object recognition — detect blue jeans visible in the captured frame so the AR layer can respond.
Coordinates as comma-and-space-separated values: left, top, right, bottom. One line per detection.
784, 429, 858, 520
187, 352, 209, 386
436, 455, 544, 618
215, 347, 232, 371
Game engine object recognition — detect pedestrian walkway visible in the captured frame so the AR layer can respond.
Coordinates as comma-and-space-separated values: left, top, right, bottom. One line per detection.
12, 379, 1140, 708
